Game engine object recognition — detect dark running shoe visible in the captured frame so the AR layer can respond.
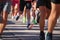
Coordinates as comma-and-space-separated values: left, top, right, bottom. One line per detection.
39, 31, 45, 40
45, 32, 52, 40
27, 23, 30, 29
16, 16, 19, 21
15, 12, 20, 21
0, 35, 2, 40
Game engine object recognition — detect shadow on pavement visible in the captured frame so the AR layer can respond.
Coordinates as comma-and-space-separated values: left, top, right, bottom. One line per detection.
7, 20, 15, 24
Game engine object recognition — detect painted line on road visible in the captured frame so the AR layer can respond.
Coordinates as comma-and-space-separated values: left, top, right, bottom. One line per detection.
6, 25, 39, 27
3, 30, 60, 34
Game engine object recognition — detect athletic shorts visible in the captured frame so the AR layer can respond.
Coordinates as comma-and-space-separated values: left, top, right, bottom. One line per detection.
37, 0, 51, 9
20, 0, 31, 12
0, 2, 5, 13
0, 1, 11, 14
12, 0, 20, 7
51, 0, 60, 4
0, 1, 11, 22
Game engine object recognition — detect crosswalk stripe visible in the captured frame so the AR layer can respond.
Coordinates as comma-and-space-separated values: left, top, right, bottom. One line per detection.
3, 30, 60, 34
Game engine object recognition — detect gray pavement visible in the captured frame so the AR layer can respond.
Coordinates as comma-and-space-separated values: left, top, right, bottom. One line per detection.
1, 14, 60, 40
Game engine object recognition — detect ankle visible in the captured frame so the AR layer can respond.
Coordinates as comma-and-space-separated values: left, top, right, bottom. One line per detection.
40, 31, 44, 33
40, 31, 45, 35
47, 32, 52, 36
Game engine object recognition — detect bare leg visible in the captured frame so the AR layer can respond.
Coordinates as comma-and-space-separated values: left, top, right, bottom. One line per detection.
48, 3, 60, 33
23, 6, 26, 18
26, 9, 30, 24
39, 6, 46, 31
0, 11, 8, 34
23, 6, 27, 23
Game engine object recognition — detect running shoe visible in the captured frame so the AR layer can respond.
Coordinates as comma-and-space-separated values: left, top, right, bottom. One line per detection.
0, 35, 2, 40
45, 32, 52, 40
15, 12, 20, 21
28, 24, 33, 29
12, 16, 14, 19
15, 16, 19, 21
39, 31, 45, 40
27, 23, 30, 29
32, 19, 37, 24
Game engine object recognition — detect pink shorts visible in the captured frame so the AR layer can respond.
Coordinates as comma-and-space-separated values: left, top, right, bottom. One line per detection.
12, 0, 20, 7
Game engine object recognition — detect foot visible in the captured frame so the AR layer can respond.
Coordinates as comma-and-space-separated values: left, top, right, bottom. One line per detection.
45, 32, 52, 40
15, 16, 19, 21
28, 24, 33, 29
15, 12, 20, 21
0, 38, 2, 40
27, 23, 30, 29
32, 19, 37, 24
12, 15, 15, 19
39, 31, 45, 40
0, 35, 2, 40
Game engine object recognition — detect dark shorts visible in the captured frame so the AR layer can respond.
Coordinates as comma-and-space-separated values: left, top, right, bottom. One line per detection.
37, 0, 51, 9
0, 2, 11, 14
0, 2, 11, 22
0, 2, 5, 13
20, 0, 31, 12
51, 0, 60, 4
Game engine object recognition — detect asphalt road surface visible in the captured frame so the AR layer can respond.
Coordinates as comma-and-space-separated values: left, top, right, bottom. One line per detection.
1, 14, 60, 40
